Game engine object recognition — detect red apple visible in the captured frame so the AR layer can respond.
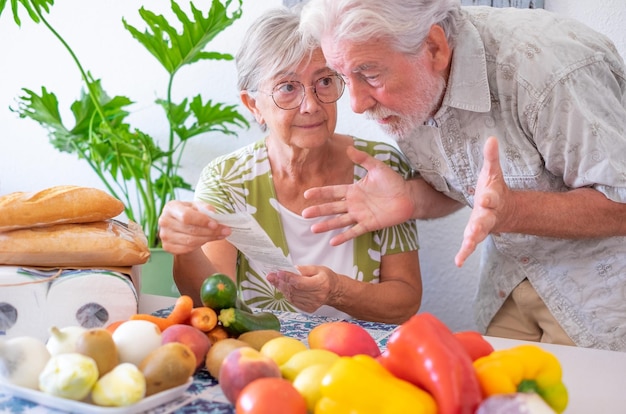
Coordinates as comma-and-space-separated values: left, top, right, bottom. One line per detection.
218, 346, 281, 404
161, 324, 211, 370
308, 321, 380, 357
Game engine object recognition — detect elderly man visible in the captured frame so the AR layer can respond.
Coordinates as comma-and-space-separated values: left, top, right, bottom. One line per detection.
299, 0, 626, 351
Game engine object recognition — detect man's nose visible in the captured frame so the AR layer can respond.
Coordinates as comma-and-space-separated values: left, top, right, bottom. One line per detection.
347, 82, 376, 114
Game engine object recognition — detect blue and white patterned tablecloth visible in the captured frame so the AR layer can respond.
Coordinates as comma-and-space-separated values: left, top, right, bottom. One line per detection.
0, 311, 398, 414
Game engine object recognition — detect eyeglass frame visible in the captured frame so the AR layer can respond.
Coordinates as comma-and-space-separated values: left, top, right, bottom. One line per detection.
249, 73, 346, 110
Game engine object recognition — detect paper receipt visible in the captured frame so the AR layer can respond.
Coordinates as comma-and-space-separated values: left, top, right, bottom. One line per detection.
201, 209, 300, 275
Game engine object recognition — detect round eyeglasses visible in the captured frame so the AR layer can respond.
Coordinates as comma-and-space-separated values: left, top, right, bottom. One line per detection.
256, 74, 345, 110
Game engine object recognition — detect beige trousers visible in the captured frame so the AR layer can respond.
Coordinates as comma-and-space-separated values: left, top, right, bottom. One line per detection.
486, 279, 576, 346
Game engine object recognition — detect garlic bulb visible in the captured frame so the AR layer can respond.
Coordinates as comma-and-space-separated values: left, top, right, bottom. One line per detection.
0, 336, 51, 389
46, 326, 87, 356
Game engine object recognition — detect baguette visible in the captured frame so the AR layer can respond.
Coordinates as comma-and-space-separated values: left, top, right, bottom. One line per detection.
0, 220, 150, 267
0, 185, 124, 232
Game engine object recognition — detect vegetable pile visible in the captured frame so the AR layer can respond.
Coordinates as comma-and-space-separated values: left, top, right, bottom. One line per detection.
220, 312, 569, 414
0, 272, 281, 407
0, 272, 569, 413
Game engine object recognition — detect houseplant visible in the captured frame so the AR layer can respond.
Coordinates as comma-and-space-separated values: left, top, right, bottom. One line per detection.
1, 0, 249, 249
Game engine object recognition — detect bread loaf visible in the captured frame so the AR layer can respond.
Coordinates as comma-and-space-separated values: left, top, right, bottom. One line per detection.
0, 220, 150, 267
0, 186, 124, 232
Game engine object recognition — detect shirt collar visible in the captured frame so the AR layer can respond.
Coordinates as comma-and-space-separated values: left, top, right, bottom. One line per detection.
440, 14, 491, 113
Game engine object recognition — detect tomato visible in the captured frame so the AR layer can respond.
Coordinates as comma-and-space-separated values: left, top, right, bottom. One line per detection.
200, 273, 238, 311
235, 377, 307, 414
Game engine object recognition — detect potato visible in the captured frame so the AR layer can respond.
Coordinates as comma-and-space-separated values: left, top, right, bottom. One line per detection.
204, 338, 249, 379
138, 343, 195, 396
237, 329, 284, 351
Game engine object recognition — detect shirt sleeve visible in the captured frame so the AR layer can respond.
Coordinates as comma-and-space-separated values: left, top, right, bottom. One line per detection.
531, 56, 626, 203
194, 156, 238, 214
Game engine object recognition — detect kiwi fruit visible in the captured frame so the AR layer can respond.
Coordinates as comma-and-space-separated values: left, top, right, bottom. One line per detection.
139, 342, 196, 396
74, 328, 119, 377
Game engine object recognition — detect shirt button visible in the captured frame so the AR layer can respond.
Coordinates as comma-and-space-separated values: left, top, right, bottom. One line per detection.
498, 290, 507, 298
520, 257, 530, 264
467, 186, 475, 195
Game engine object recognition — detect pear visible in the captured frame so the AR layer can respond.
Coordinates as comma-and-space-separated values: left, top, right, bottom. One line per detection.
91, 363, 146, 406
39, 353, 99, 400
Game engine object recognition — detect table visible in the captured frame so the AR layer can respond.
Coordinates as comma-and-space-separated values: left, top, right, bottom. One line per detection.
2, 294, 626, 413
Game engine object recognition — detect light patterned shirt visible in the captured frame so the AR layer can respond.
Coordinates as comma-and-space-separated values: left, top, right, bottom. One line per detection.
398, 7, 626, 351
195, 138, 419, 317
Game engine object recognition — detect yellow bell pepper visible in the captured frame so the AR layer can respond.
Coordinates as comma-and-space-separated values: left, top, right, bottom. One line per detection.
315, 354, 436, 414
473, 344, 568, 413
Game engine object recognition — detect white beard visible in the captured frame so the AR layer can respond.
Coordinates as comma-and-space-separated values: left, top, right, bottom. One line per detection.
365, 58, 447, 141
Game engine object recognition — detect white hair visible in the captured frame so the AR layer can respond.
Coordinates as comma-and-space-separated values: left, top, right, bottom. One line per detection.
299, 0, 462, 55
236, 6, 313, 92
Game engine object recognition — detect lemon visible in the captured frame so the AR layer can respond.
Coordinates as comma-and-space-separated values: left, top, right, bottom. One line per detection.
260, 336, 308, 367
280, 349, 339, 381
292, 364, 332, 412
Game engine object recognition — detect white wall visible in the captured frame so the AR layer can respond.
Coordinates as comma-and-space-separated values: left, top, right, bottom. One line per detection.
0, 1, 623, 331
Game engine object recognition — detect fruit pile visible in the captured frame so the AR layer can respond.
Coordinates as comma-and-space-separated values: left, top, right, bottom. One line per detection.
0, 272, 282, 408
0, 321, 196, 406
212, 313, 569, 414
0, 272, 569, 413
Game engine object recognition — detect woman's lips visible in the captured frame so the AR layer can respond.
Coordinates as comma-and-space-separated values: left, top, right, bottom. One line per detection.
299, 121, 324, 128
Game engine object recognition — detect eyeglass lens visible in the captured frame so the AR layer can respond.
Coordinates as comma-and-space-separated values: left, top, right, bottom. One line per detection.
271, 74, 345, 110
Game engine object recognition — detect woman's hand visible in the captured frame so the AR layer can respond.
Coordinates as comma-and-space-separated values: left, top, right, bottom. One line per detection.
266, 266, 338, 313
158, 200, 231, 255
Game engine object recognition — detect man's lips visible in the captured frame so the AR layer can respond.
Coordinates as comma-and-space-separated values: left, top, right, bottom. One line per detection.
377, 115, 395, 124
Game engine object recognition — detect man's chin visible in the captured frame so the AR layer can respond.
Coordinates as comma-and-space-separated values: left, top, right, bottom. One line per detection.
377, 121, 409, 141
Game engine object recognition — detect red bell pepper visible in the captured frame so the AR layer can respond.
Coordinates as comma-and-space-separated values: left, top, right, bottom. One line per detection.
454, 330, 495, 361
378, 313, 483, 414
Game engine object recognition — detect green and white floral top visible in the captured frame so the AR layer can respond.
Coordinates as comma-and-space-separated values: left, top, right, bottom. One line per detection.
195, 137, 419, 315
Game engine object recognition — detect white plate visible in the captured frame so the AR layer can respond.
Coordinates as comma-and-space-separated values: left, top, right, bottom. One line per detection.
0, 378, 192, 414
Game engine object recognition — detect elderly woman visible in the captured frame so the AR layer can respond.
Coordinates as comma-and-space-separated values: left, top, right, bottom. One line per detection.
157, 7, 422, 324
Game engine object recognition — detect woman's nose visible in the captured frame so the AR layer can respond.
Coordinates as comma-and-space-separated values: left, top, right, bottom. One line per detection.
299, 86, 322, 112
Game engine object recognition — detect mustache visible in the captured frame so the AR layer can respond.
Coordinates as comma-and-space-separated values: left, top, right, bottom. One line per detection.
365, 105, 401, 121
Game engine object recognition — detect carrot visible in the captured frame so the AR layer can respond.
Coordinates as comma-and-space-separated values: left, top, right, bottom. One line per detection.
105, 320, 125, 334
129, 313, 172, 332
206, 324, 230, 343
188, 306, 218, 332
131, 295, 194, 332
165, 295, 194, 324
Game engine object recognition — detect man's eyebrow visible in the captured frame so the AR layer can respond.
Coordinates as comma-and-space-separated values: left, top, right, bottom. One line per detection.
352, 63, 378, 73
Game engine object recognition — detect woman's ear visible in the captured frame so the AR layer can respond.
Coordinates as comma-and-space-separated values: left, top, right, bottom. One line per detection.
241, 91, 264, 125
424, 24, 451, 72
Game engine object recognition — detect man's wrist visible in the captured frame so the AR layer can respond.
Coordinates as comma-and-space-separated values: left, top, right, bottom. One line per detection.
404, 169, 420, 180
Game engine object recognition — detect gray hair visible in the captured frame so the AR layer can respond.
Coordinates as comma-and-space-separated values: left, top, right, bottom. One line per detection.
236, 7, 314, 92
299, 0, 462, 55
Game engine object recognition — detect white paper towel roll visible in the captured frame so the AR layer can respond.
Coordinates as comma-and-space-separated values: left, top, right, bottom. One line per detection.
0, 266, 49, 341
46, 270, 138, 332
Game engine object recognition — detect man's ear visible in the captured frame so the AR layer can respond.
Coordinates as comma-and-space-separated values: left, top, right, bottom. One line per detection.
424, 24, 452, 72
240, 91, 264, 125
